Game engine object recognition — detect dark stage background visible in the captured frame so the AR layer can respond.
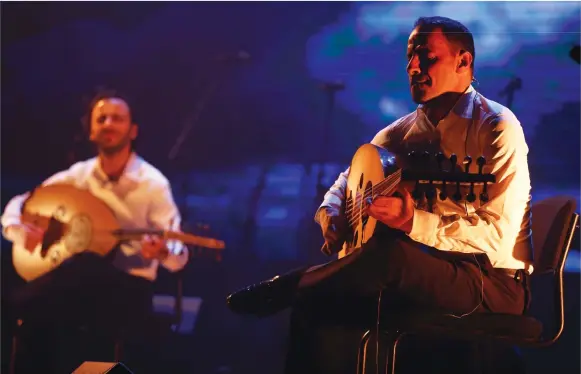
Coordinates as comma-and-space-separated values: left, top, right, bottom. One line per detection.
1, 2, 580, 373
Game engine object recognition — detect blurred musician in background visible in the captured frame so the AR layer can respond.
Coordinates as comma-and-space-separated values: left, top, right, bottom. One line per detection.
2, 88, 189, 372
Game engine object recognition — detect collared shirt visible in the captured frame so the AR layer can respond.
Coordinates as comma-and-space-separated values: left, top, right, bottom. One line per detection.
1, 153, 189, 281
317, 86, 534, 273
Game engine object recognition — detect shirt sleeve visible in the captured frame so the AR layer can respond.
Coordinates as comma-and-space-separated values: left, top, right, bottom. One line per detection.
407, 114, 532, 255
1, 169, 77, 242
314, 167, 350, 224
148, 182, 189, 272
314, 125, 394, 224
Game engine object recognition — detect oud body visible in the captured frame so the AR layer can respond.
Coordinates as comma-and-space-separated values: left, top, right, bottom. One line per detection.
12, 184, 225, 281
338, 144, 494, 258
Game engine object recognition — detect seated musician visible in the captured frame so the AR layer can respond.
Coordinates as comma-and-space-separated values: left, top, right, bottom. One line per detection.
2, 88, 188, 372
228, 16, 533, 373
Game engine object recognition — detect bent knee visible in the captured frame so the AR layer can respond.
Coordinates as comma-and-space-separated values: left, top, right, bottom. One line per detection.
362, 236, 415, 265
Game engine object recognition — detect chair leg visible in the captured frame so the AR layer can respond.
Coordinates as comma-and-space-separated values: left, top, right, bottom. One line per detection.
114, 339, 123, 362
383, 333, 401, 374
357, 330, 372, 374
9, 319, 23, 374
357, 330, 403, 374
10, 334, 18, 374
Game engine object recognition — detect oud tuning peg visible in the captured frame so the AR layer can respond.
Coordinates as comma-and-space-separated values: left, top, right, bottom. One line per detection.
412, 184, 423, 201
453, 184, 463, 202
411, 151, 431, 171
436, 152, 448, 200
463, 156, 476, 202
480, 189, 490, 203
407, 151, 417, 166
439, 188, 448, 201
480, 181, 489, 202
421, 151, 430, 167
467, 190, 476, 203
425, 183, 436, 201
476, 156, 486, 174
463, 156, 472, 173
476, 155, 489, 202
449, 154, 458, 170
436, 152, 445, 170
448, 154, 461, 201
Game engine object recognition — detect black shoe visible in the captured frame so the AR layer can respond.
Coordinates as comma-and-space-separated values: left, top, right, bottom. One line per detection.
226, 267, 308, 317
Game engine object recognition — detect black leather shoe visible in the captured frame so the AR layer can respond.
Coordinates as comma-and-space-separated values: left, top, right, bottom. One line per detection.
226, 267, 308, 317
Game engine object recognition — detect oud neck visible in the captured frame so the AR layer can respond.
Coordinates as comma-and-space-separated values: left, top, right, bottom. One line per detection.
112, 229, 163, 241
111, 229, 226, 250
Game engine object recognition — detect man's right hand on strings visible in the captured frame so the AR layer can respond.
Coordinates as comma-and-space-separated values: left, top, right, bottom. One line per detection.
318, 208, 348, 256
6, 223, 46, 253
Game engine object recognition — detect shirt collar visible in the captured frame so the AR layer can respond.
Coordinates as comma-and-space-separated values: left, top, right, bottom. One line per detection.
92, 152, 142, 183
416, 84, 476, 121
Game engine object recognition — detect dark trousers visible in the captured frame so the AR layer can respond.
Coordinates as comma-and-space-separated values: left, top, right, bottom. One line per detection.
284, 233, 529, 374
5, 253, 153, 373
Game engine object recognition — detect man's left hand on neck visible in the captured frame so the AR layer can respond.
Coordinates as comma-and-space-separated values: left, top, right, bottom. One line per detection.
141, 234, 169, 261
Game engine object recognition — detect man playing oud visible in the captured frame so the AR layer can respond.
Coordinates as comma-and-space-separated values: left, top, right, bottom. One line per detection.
2, 89, 188, 372
228, 16, 533, 373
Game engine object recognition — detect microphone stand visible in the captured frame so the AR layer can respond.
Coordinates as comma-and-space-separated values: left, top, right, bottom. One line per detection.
498, 77, 522, 110
167, 76, 223, 163
167, 54, 248, 240
570, 45, 580, 64
168, 54, 250, 163
317, 81, 345, 190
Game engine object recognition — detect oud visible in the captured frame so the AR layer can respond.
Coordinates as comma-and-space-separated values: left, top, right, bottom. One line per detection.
338, 143, 494, 258
12, 184, 226, 282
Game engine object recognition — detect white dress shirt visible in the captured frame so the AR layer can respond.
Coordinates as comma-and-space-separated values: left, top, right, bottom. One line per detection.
1, 153, 189, 281
317, 86, 534, 273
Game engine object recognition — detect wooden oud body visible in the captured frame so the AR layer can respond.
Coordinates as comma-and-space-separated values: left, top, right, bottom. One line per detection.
339, 144, 398, 259
13, 184, 121, 281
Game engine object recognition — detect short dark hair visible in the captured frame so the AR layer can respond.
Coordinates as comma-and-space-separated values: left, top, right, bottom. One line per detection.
413, 16, 475, 69
80, 86, 137, 134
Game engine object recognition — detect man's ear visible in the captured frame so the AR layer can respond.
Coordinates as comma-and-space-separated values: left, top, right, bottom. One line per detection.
89, 127, 97, 142
130, 123, 138, 140
457, 50, 473, 72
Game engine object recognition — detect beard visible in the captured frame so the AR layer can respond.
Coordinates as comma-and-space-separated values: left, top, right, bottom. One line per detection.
93, 131, 132, 155
410, 83, 432, 104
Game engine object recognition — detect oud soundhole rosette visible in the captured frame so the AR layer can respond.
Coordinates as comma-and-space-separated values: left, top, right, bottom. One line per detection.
54, 205, 67, 220
63, 214, 93, 254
